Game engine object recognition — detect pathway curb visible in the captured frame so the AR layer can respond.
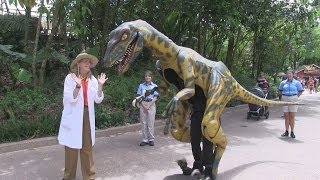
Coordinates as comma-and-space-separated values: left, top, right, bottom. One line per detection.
0, 120, 165, 154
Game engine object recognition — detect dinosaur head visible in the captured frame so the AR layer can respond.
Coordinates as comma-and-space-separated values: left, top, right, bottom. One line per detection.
103, 20, 146, 75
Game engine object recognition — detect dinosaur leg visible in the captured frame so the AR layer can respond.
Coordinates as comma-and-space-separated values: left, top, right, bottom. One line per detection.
169, 100, 192, 143
200, 115, 227, 180
172, 100, 195, 174
201, 88, 229, 179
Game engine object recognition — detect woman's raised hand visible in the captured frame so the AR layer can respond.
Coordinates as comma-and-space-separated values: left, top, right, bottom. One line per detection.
98, 73, 108, 85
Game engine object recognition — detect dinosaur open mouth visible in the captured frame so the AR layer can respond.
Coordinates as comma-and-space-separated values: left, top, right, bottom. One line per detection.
115, 33, 139, 73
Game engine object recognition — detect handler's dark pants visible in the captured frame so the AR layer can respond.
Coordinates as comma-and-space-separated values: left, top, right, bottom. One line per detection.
190, 110, 214, 169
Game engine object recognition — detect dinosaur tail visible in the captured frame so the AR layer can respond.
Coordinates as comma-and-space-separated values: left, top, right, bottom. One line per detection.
232, 79, 301, 106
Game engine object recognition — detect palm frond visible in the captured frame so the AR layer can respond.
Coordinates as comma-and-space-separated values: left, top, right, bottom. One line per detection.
0, 44, 26, 60
50, 50, 70, 64
23, 48, 70, 65
0, 15, 26, 32
0, 15, 34, 33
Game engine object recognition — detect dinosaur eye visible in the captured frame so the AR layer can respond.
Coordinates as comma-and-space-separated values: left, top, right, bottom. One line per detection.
121, 33, 128, 41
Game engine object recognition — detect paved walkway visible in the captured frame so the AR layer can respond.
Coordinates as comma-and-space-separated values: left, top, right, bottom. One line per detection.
0, 92, 320, 180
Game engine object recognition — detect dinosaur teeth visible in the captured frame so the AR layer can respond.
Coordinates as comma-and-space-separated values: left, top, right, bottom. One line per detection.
111, 60, 121, 66
117, 39, 135, 72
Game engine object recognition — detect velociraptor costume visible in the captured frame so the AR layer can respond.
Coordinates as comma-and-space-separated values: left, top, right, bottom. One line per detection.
103, 20, 300, 180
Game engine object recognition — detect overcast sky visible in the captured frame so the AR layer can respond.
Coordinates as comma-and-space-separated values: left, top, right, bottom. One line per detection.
1, 0, 51, 17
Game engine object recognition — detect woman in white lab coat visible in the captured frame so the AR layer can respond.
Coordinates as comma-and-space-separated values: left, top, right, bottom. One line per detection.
58, 53, 107, 180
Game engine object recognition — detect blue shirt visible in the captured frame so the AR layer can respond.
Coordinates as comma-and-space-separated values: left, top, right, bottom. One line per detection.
278, 79, 303, 95
137, 82, 159, 101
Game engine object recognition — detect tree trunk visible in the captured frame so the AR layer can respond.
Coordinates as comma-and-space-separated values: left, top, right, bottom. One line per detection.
31, 0, 44, 87
39, 0, 61, 87
197, 12, 202, 53
59, 3, 68, 57
4, 1, 10, 13
46, 13, 50, 34
202, 26, 207, 56
225, 35, 235, 72
61, 19, 68, 56
251, 30, 258, 78
23, 6, 31, 52
100, 1, 112, 64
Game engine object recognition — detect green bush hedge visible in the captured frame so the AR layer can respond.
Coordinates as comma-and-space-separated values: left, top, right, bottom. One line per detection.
0, 88, 61, 143
95, 107, 127, 128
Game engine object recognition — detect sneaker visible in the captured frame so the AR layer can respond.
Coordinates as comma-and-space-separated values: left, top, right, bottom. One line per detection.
191, 169, 202, 179
290, 132, 296, 138
281, 131, 289, 137
148, 141, 154, 146
140, 142, 148, 146
192, 161, 203, 173
203, 166, 213, 180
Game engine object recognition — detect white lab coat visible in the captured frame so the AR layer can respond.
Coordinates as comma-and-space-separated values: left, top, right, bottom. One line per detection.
58, 74, 104, 149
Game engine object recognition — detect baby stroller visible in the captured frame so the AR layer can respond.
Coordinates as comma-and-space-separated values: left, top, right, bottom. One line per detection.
247, 87, 269, 120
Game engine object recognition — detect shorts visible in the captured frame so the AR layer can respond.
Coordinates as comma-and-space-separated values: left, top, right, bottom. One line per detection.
281, 95, 299, 113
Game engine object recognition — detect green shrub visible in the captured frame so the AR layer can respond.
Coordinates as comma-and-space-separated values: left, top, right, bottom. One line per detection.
0, 115, 60, 143
267, 85, 279, 99
95, 106, 126, 128
0, 88, 61, 143
0, 88, 59, 120
104, 75, 140, 111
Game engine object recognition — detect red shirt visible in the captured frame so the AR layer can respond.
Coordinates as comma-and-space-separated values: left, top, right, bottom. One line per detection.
81, 79, 88, 106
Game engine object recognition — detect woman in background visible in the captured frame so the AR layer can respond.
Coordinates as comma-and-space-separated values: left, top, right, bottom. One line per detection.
278, 70, 303, 139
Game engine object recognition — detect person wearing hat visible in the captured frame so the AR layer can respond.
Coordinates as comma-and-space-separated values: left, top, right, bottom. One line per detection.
58, 53, 107, 180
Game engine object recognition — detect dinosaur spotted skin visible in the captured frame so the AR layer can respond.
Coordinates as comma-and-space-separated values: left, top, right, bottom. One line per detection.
103, 20, 300, 180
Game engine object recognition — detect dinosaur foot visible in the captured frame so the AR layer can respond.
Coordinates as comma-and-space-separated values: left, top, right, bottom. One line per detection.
177, 159, 192, 175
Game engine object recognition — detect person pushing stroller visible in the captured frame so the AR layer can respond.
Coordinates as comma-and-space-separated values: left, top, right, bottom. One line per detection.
256, 72, 270, 96
247, 72, 270, 120
256, 72, 270, 110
